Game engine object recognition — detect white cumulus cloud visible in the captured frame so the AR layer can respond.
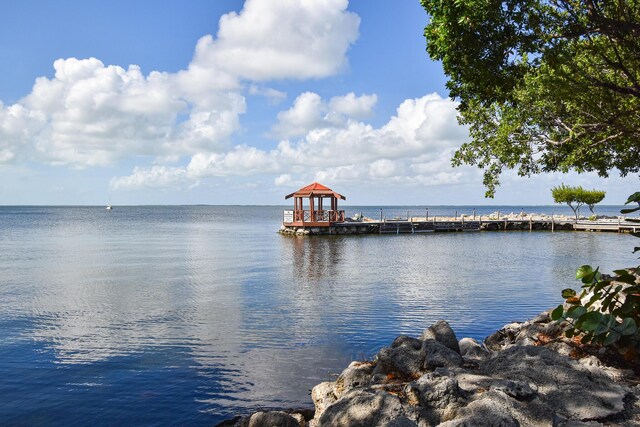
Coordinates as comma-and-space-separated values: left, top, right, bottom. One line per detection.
0, 102, 46, 163
112, 93, 473, 190
271, 92, 325, 139
22, 58, 189, 167
248, 85, 287, 103
270, 91, 377, 139
328, 92, 377, 119
0, 0, 360, 170
193, 0, 360, 81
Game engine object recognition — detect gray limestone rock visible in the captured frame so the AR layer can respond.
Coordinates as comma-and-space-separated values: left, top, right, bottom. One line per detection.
422, 340, 463, 370
492, 379, 537, 401
455, 372, 495, 395
380, 416, 418, 427
484, 328, 512, 351
406, 373, 463, 409
241, 314, 638, 427
535, 320, 565, 341
420, 320, 460, 354
484, 322, 522, 350
248, 411, 301, 427
290, 413, 306, 427
317, 389, 407, 427
391, 335, 422, 350
458, 337, 490, 362
405, 372, 464, 424
481, 345, 628, 422
623, 384, 640, 427
578, 355, 634, 382
333, 361, 375, 398
531, 310, 552, 324
375, 338, 424, 378
544, 341, 574, 357
554, 420, 603, 427
437, 396, 520, 427
485, 320, 567, 351
312, 381, 337, 420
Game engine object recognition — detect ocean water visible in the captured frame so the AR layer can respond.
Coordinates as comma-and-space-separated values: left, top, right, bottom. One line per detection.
0, 205, 637, 425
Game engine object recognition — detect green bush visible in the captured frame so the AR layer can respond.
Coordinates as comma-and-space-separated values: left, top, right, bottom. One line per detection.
551, 184, 606, 219
551, 192, 640, 357
583, 189, 606, 214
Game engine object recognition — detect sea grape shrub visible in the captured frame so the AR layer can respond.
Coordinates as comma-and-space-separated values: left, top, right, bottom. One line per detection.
622, 191, 640, 255
552, 192, 640, 358
552, 266, 640, 351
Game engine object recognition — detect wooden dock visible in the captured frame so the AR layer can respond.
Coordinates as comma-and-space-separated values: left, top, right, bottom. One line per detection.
279, 183, 639, 236
378, 218, 639, 234
280, 217, 639, 236
573, 219, 639, 232
378, 220, 481, 233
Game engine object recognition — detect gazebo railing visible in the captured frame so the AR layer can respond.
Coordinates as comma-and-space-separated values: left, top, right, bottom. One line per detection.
285, 209, 345, 223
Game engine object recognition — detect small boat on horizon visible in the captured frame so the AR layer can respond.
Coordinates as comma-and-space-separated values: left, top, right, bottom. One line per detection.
106, 204, 113, 210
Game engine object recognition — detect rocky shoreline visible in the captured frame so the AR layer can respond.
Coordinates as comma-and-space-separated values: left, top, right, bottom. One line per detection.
222, 312, 640, 426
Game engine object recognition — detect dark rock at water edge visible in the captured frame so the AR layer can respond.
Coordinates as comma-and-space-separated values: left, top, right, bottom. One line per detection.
218, 409, 313, 427
420, 320, 461, 354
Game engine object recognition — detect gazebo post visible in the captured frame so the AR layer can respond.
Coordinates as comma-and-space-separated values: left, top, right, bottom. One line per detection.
294, 197, 298, 221
332, 197, 336, 211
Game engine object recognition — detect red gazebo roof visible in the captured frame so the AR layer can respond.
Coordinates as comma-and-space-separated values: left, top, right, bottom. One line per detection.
285, 182, 346, 200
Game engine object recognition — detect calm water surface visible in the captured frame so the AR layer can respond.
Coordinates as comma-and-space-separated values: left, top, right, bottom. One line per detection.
0, 205, 636, 425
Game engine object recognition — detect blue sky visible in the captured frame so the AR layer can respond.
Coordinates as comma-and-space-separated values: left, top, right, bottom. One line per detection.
0, 0, 636, 205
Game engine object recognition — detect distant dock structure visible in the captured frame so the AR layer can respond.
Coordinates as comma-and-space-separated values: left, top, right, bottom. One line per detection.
279, 183, 639, 236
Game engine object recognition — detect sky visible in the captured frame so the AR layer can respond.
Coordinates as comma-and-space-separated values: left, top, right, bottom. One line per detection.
0, 0, 636, 206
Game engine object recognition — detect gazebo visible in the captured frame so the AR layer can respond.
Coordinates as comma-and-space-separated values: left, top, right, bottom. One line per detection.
283, 182, 346, 227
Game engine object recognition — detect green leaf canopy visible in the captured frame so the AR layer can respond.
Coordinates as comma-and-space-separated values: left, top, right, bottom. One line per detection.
422, 0, 640, 196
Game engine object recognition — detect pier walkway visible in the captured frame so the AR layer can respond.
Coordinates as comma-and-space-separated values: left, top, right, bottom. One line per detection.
280, 217, 639, 236
279, 183, 639, 236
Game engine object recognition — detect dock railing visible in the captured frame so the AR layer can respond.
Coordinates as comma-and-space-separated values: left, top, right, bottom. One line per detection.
284, 209, 345, 224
